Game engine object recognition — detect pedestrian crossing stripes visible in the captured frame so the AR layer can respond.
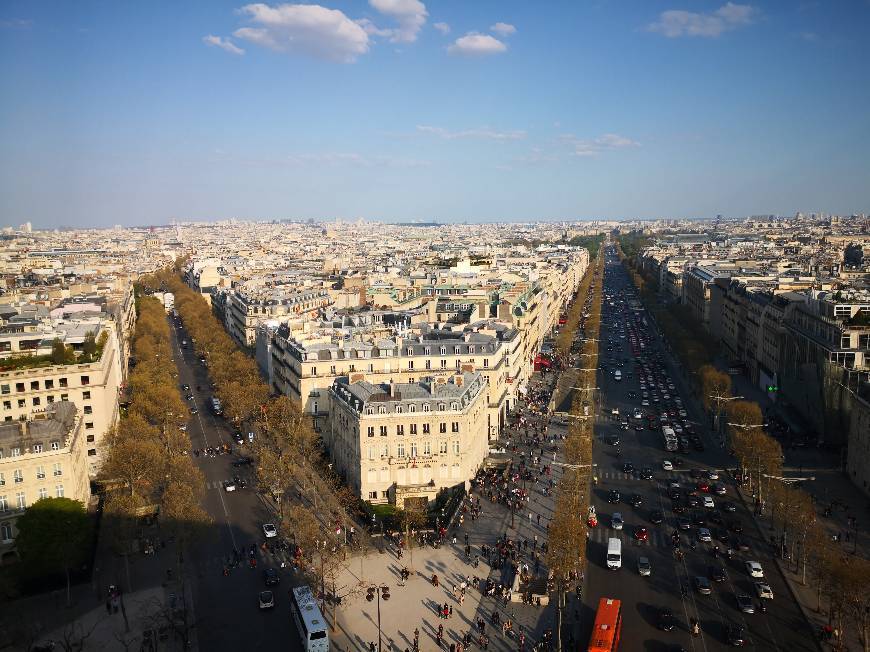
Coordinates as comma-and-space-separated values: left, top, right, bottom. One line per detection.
196, 546, 294, 573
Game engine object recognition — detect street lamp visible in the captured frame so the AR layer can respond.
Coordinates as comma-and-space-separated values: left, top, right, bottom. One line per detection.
365, 585, 391, 652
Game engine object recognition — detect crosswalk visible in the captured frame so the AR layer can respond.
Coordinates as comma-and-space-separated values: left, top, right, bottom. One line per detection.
194, 545, 295, 573
596, 469, 724, 483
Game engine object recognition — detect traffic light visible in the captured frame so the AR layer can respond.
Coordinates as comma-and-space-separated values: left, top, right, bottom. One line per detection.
766, 385, 778, 392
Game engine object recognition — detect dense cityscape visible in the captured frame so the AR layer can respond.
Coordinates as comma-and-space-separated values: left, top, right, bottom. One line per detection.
2, 0, 869, 650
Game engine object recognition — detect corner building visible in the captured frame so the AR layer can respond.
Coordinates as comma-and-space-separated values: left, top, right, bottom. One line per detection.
326, 371, 488, 508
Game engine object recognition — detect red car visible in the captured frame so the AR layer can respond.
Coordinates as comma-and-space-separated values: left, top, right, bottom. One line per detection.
697, 481, 710, 493
634, 527, 649, 542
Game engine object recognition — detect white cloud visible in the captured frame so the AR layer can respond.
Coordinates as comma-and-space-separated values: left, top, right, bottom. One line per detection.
433, 21, 450, 35
0, 18, 33, 29
447, 32, 507, 56
560, 133, 640, 157
490, 22, 516, 37
369, 0, 427, 43
202, 34, 246, 55
417, 125, 525, 141
645, 3, 757, 38
233, 3, 370, 63
356, 17, 393, 37
796, 31, 818, 42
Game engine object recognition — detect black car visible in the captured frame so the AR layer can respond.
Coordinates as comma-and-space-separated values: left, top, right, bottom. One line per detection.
691, 512, 706, 527
657, 607, 676, 632
727, 519, 743, 533
181, 384, 190, 391
687, 495, 701, 508
629, 494, 643, 508
649, 510, 664, 525
669, 488, 682, 500
608, 490, 621, 504
262, 568, 280, 586
722, 502, 737, 513
726, 623, 747, 646
690, 469, 704, 479
708, 564, 727, 582
233, 456, 254, 467
694, 576, 712, 595
716, 529, 730, 544
622, 462, 634, 474
733, 536, 750, 552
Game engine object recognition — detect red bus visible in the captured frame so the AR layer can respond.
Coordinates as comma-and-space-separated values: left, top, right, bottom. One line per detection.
587, 597, 622, 652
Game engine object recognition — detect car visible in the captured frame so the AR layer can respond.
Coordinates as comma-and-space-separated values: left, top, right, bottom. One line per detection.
185, 394, 195, 402
662, 460, 673, 471
694, 576, 712, 595
713, 484, 727, 496
611, 512, 624, 530
755, 582, 773, 599
262, 567, 280, 586
727, 519, 743, 533
182, 340, 188, 345
611, 407, 620, 416
709, 564, 727, 582
697, 527, 712, 542
716, 529, 730, 544
697, 481, 710, 493
189, 407, 198, 414
622, 462, 634, 474
649, 510, 664, 525
722, 502, 737, 513
641, 399, 650, 406
690, 469, 704, 479
640, 467, 653, 480
608, 490, 621, 504
726, 623, 747, 646
708, 469, 720, 480
657, 607, 676, 631
263, 523, 278, 538
691, 512, 706, 527
677, 517, 691, 530
181, 384, 190, 391
178, 424, 187, 432
634, 527, 649, 542
734, 536, 751, 552
629, 494, 643, 508
669, 488, 682, 501
258, 590, 275, 609
703, 496, 715, 508
638, 556, 652, 576
233, 475, 247, 489
687, 495, 701, 508
233, 456, 254, 467
745, 561, 764, 578
736, 593, 755, 614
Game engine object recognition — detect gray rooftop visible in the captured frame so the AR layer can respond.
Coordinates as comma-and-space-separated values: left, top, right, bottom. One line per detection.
0, 401, 77, 448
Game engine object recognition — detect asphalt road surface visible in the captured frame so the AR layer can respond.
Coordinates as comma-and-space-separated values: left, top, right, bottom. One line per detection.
579, 247, 818, 652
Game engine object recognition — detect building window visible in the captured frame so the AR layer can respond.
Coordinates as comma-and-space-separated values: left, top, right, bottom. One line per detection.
367, 426, 375, 437
36, 466, 45, 479
452, 422, 460, 433
2, 401, 8, 410
59, 377, 68, 388
82, 391, 90, 400
381, 490, 389, 499
410, 442, 417, 458
30, 381, 39, 391
0, 522, 11, 541
13, 470, 23, 483
15, 383, 25, 393
455, 360, 461, 369
397, 443, 405, 458
0, 385, 8, 395
87, 449, 97, 456
396, 424, 404, 436
11, 448, 20, 458
32, 397, 41, 407
0, 472, 4, 485
439, 423, 447, 434
45, 380, 54, 390
368, 446, 375, 460
440, 360, 447, 369
408, 361, 414, 370
60, 394, 68, 401
453, 441, 460, 454
440, 441, 448, 454
410, 423, 417, 435
50, 441, 60, 451
396, 405, 403, 414
46, 396, 54, 404
423, 423, 430, 434
451, 402, 458, 410
368, 491, 378, 500
38, 488, 48, 500
469, 346, 475, 354
483, 359, 489, 368
32, 444, 42, 454
379, 426, 388, 437
80, 375, 89, 386
424, 347, 431, 355
85, 422, 94, 430
381, 444, 389, 457
17, 399, 25, 408
16, 492, 25, 511
423, 441, 431, 455
423, 404, 430, 412
56, 485, 64, 498
0, 497, 6, 513
438, 403, 446, 411
53, 463, 62, 476
440, 347, 446, 355
330, 365, 336, 375
311, 367, 317, 377
366, 407, 374, 415
84, 405, 92, 415
408, 404, 416, 413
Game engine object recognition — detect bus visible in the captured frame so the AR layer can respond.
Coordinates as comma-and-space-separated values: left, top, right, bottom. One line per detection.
289, 585, 329, 652
662, 426, 677, 452
588, 597, 622, 652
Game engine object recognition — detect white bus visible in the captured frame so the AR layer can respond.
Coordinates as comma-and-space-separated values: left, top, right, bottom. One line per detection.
290, 585, 329, 652
662, 426, 677, 452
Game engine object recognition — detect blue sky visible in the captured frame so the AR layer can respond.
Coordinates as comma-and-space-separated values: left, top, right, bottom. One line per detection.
1, 1, 868, 228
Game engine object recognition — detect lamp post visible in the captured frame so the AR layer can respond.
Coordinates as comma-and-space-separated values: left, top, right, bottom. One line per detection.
366, 584, 391, 652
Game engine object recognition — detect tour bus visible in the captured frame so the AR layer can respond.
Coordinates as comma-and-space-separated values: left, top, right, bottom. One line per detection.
613, 370, 622, 382
606, 538, 622, 570
290, 585, 329, 652
210, 397, 223, 416
588, 597, 623, 652
662, 426, 678, 452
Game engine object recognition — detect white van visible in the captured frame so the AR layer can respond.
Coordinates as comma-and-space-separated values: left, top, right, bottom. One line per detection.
606, 538, 622, 570
614, 370, 622, 382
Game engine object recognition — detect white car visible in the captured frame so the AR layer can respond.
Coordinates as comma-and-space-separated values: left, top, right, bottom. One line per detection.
223, 480, 237, 492
698, 527, 712, 542
489, 447, 508, 455
662, 460, 673, 471
611, 512, 624, 530
755, 582, 774, 599
263, 523, 278, 538
611, 407, 620, 416
707, 469, 720, 480
703, 496, 715, 508
746, 561, 764, 578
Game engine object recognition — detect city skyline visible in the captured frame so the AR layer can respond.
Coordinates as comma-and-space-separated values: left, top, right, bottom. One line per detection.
1, 0, 869, 228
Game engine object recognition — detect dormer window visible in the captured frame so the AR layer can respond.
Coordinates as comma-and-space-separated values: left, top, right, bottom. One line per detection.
423, 404, 430, 412
438, 403, 446, 411
451, 402, 459, 410
409, 404, 416, 413
396, 405, 403, 414
379, 406, 387, 414
440, 347, 447, 355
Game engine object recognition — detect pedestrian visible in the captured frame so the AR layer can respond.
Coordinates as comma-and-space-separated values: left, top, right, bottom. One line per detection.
449, 605, 454, 617
529, 512, 533, 522
370, 642, 376, 652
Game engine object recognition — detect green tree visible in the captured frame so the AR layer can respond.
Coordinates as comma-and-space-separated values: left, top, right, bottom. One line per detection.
50, 338, 73, 365
15, 497, 92, 606
82, 331, 98, 359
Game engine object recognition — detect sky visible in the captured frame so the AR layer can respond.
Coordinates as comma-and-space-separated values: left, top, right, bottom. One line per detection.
0, 1, 868, 228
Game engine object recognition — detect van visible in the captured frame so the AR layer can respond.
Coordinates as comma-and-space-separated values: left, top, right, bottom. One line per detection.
606, 538, 622, 570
